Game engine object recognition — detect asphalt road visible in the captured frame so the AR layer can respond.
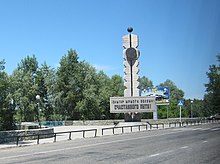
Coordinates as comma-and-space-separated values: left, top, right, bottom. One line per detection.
0, 123, 219, 164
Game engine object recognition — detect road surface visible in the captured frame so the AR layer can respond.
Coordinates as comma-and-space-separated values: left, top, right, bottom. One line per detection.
0, 123, 219, 164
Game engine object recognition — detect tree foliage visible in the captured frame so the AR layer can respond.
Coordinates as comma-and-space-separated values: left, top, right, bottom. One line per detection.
11, 55, 39, 122
139, 76, 153, 88
0, 60, 16, 130
156, 79, 185, 118
158, 79, 184, 101
204, 54, 220, 115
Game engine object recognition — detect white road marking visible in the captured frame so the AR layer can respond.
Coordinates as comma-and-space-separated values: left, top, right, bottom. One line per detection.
202, 140, 208, 143
148, 146, 189, 158
211, 128, 220, 131
192, 128, 202, 131
149, 153, 160, 157
201, 128, 210, 131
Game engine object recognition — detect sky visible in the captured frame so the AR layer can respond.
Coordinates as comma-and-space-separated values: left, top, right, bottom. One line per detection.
1, 0, 220, 100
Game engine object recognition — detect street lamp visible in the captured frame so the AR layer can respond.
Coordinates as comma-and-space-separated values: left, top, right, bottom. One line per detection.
9, 99, 15, 129
36, 95, 41, 128
190, 100, 193, 118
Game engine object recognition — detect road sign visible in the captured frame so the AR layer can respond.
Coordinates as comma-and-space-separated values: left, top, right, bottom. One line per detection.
178, 100, 184, 122
110, 96, 156, 113
178, 100, 184, 106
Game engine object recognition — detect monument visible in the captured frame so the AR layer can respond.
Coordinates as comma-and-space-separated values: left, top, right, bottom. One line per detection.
110, 27, 157, 122
123, 27, 140, 97
123, 27, 141, 121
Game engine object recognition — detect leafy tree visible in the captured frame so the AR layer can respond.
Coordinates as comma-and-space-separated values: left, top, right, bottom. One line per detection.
139, 76, 153, 88
109, 75, 124, 119
184, 99, 204, 118
203, 94, 214, 116
204, 54, 220, 115
36, 63, 56, 121
157, 79, 184, 118
158, 79, 184, 101
0, 60, 16, 130
75, 62, 101, 120
55, 49, 104, 120
11, 55, 39, 122
96, 71, 112, 119
55, 49, 81, 120
110, 75, 124, 97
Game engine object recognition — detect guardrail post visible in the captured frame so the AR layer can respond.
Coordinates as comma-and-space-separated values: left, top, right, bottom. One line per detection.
138, 125, 141, 131
16, 136, 19, 146
83, 130, 85, 138
37, 134, 40, 144
69, 132, 72, 140
102, 129, 104, 136
122, 127, 124, 134
54, 133, 57, 142
130, 126, 133, 132
95, 129, 97, 137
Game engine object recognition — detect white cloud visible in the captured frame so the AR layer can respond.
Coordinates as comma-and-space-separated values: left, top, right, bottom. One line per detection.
92, 64, 116, 72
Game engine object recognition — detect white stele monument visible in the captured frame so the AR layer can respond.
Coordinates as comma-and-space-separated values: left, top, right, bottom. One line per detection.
123, 27, 141, 121
110, 27, 157, 122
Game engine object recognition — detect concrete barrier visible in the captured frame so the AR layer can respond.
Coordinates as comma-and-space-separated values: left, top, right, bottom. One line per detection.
0, 128, 54, 144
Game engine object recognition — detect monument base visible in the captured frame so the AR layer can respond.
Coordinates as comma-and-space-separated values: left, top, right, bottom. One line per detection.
124, 113, 141, 122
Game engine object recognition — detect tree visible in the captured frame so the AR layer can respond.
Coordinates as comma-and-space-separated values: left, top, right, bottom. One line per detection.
0, 60, 16, 130
55, 49, 104, 120
204, 54, 220, 115
109, 75, 124, 119
158, 79, 184, 101
96, 71, 112, 119
139, 76, 153, 88
36, 63, 56, 121
11, 55, 39, 122
184, 99, 204, 118
74, 62, 101, 120
157, 79, 184, 118
55, 49, 81, 120
110, 75, 124, 97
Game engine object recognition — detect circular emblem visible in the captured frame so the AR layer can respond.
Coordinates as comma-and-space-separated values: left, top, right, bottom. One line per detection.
126, 48, 137, 61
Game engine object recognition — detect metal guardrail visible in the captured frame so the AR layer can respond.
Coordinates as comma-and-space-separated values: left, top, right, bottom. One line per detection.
54, 129, 97, 142
102, 124, 148, 135
7, 128, 97, 146
3, 119, 219, 147
146, 122, 164, 129
101, 119, 220, 136
168, 119, 220, 128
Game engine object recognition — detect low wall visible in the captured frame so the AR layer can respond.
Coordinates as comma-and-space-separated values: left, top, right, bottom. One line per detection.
65, 120, 123, 126
0, 128, 54, 144
64, 118, 203, 126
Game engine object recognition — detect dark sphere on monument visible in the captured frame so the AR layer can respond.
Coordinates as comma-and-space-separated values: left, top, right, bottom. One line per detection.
127, 27, 133, 33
